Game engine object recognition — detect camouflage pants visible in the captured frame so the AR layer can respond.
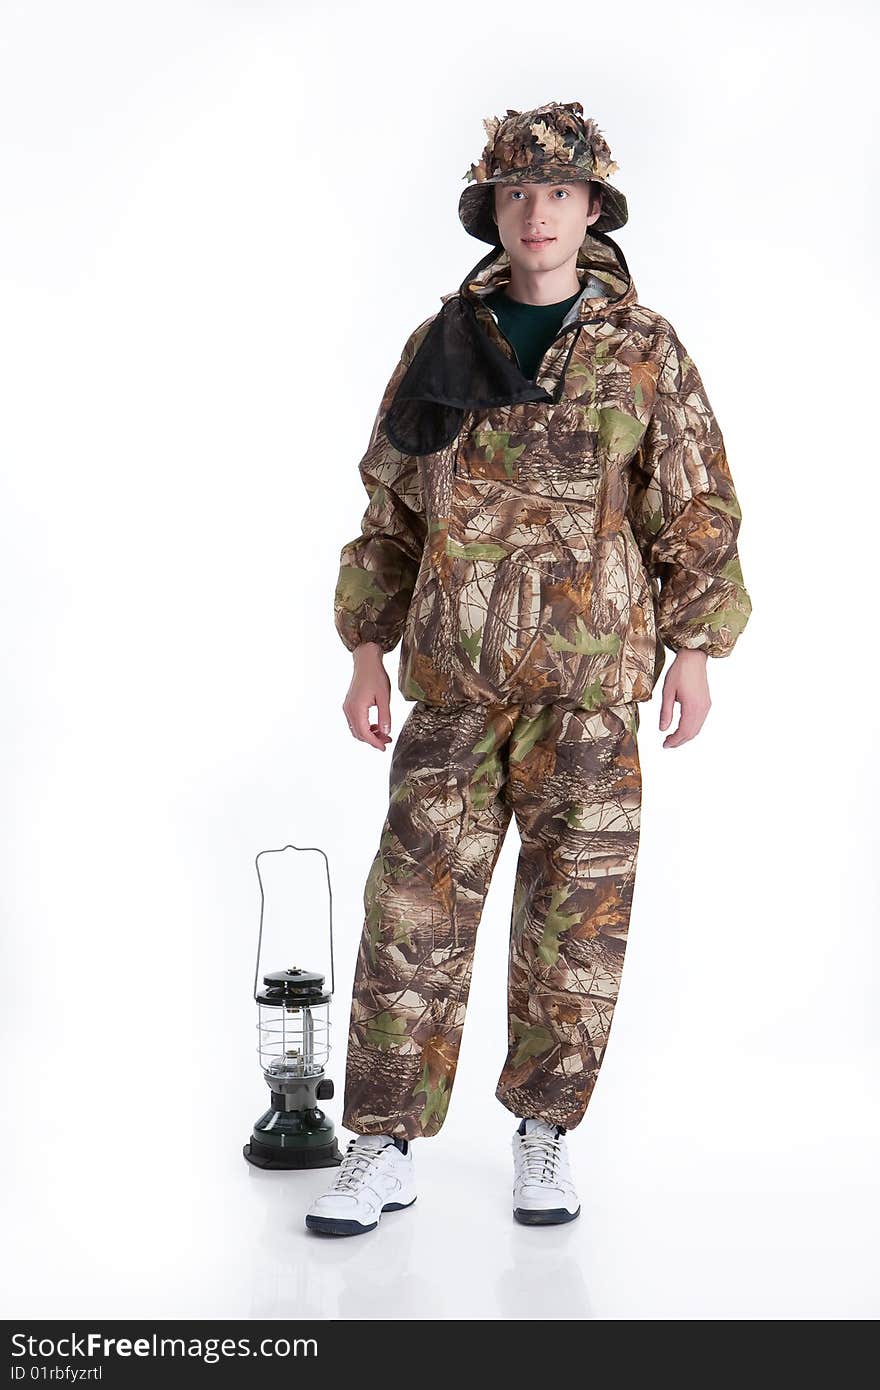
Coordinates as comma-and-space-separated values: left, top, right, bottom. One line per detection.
342, 698, 642, 1139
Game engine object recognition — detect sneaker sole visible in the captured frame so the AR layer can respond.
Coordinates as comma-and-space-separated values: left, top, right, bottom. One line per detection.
305, 1195, 417, 1237
513, 1204, 581, 1226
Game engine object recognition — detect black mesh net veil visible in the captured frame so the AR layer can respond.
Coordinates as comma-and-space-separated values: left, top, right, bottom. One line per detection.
383, 296, 553, 457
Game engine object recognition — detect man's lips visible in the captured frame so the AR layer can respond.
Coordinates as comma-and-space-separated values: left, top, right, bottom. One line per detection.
522, 236, 555, 245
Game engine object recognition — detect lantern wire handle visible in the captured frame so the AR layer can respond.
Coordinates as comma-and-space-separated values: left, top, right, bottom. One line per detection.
253, 845, 335, 1001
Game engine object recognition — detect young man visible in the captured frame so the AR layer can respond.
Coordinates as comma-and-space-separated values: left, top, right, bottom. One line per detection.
309, 101, 752, 1236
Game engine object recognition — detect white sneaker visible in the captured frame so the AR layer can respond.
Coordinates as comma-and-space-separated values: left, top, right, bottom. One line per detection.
512, 1117, 581, 1225
304, 1134, 417, 1237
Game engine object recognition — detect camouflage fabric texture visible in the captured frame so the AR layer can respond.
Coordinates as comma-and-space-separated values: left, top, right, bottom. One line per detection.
335, 106, 751, 1136
333, 231, 753, 711
342, 697, 642, 1138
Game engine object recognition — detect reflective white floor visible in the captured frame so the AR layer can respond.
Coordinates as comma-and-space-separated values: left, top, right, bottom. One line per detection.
4, 1049, 878, 1320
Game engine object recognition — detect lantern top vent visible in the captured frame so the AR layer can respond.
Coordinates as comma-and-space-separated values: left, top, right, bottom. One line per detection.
256, 967, 330, 1007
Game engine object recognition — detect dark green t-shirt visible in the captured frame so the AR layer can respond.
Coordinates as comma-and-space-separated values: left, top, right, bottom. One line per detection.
484, 284, 582, 380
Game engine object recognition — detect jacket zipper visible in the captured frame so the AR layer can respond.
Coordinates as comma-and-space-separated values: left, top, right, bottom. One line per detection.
484, 306, 592, 398
484, 308, 524, 373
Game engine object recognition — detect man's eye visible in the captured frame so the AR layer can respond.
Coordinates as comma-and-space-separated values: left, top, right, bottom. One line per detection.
507, 187, 567, 201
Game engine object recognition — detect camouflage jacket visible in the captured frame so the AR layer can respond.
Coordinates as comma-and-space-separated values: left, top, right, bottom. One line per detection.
333, 233, 752, 711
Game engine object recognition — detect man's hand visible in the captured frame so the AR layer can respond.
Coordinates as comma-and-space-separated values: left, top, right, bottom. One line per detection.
659, 649, 711, 747
343, 643, 393, 751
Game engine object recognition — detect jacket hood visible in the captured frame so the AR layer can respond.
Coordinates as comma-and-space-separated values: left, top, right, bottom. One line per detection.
448, 229, 636, 320
384, 232, 636, 458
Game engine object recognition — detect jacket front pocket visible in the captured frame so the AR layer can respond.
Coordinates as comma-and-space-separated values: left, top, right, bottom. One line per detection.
438, 544, 555, 698
442, 541, 621, 707
454, 406, 530, 483
502, 553, 622, 705
455, 398, 601, 506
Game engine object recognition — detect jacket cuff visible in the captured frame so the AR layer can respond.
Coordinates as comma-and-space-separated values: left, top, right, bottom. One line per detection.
661, 625, 744, 659
335, 615, 402, 655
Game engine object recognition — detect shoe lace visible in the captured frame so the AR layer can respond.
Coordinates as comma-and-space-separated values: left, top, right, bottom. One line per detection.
520, 1131, 564, 1184
329, 1137, 391, 1193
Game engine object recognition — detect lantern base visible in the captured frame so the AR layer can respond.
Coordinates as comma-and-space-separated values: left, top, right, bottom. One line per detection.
243, 1103, 344, 1170
243, 1136, 343, 1169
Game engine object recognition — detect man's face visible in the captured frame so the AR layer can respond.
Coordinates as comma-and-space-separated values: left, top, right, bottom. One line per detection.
493, 180, 601, 271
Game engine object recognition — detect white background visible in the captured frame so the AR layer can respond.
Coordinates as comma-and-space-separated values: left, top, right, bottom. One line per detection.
2, 0, 878, 1321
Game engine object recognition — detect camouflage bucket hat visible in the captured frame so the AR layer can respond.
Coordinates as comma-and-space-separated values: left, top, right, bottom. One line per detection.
458, 100, 628, 245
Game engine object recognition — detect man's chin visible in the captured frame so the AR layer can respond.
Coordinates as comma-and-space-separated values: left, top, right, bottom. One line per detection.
507, 243, 575, 273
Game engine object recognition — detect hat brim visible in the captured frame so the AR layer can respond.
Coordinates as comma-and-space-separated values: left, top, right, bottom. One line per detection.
458, 169, 628, 243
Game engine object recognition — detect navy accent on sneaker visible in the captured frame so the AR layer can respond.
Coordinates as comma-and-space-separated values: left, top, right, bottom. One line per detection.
514, 1204, 580, 1227
305, 1193, 418, 1237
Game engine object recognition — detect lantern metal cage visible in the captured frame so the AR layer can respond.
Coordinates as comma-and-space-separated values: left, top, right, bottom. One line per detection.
243, 845, 343, 1171
258, 993, 331, 1080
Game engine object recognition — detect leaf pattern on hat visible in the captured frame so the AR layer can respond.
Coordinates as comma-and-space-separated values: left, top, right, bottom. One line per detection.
464, 100, 620, 185
581, 116, 619, 180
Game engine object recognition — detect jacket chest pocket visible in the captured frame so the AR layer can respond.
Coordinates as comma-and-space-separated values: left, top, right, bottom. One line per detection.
454, 399, 600, 505
454, 405, 530, 483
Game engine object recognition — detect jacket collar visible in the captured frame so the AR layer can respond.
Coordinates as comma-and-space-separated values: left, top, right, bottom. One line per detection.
444, 229, 637, 325
383, 232, 637, 459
